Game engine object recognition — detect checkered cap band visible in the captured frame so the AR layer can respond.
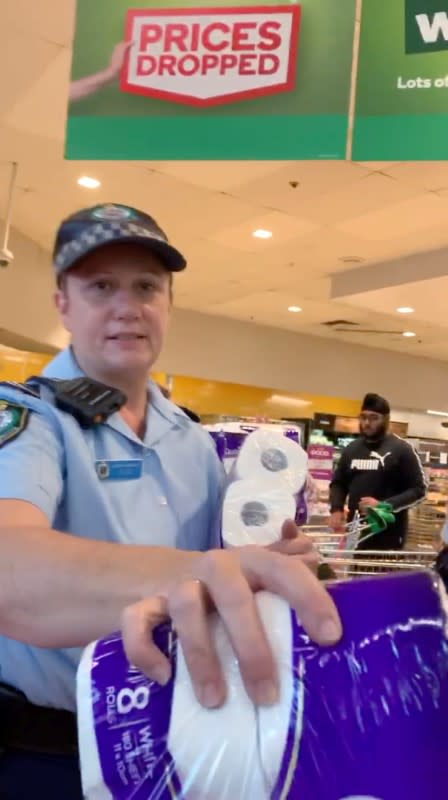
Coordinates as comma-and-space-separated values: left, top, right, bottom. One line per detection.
53, 205, 186, 273
54, 222, 167, 269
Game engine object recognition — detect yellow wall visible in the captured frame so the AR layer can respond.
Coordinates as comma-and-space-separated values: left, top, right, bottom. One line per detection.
0, 348, 360, 419
0, 348, 53, 383
153, 372, 360, 419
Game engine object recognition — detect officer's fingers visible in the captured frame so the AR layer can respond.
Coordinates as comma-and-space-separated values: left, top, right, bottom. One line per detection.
269, 538, 320, 573
197, 551, 278, 706
279, 518, 300, 541
239, 548, 342, 646
298, 548, 320, 574
168, 579, 226, 709
270, 522, 318, 571
121, 595, 172, 686
282, 521, 314, 553
271, 523, 314, 552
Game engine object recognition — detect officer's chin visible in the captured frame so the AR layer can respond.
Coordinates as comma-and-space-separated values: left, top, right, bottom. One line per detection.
108, 350, 153, 373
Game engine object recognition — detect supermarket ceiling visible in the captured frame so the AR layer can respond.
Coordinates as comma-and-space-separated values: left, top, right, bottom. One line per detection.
2, 0, 448, 360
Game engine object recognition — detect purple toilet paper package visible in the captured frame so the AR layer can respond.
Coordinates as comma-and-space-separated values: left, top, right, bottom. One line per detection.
77, 571, 448, 800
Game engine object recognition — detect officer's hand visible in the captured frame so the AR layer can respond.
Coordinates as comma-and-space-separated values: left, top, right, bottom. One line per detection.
268, 518, 319, 573
120, 547, 342, 710
329, 510, 345, 531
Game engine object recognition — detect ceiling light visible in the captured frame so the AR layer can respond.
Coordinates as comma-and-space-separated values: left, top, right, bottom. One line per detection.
396, 306, 414, 314
402, 331, 416, 338
427, 409, 448, 417
252, 229, 272, 239
288, 305, 302, 313
78, 176, 101, 189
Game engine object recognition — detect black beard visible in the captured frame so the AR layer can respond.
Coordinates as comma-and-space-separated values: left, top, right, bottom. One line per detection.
363, 424, 387, 444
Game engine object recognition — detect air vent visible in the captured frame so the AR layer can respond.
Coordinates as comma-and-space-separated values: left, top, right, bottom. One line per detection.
322, 320, 359, 328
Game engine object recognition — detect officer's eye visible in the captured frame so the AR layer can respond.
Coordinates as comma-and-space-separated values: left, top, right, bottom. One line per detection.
93, 280, 112, 292
137, 280, 158, 294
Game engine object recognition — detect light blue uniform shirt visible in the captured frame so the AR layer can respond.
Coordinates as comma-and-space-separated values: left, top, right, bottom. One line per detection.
0, 348, 224, 710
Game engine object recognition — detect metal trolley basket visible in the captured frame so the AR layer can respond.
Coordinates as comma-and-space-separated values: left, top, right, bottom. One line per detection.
302, 505, 439, 580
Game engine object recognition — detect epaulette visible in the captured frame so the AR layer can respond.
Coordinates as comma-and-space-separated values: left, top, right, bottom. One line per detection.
25, 376, 126, 428
0, 381, 41, 398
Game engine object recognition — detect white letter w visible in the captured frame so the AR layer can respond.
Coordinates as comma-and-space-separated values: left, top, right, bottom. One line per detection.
416, 12, 448, 43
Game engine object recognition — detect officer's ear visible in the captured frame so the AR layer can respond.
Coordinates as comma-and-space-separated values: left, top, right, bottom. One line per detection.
54, 274, 69, 317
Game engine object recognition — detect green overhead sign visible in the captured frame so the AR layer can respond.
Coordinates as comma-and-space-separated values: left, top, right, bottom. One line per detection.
65, 0, 356, 161
352, 0, 448, 160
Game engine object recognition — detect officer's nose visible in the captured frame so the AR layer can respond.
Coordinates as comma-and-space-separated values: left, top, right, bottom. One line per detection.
112, 289, 142, 320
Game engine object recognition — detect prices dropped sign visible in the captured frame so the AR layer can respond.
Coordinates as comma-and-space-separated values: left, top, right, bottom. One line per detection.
121, 5, 301, 106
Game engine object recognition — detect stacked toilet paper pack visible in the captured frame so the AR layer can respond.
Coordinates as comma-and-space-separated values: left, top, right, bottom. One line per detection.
77, 571, 448, 800
217, 427, 309, 548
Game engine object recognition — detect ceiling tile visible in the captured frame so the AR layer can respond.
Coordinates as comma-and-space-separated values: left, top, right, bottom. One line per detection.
0, 31, 63, 117
2, 0, 75, 46
337, 193, 448, 241
5, 48, 71, 142
387, 162, 448, 192
208, 211, 320, 252
300, 172, 421, 225
153, 161, 287, 192
235, 160, 369, 213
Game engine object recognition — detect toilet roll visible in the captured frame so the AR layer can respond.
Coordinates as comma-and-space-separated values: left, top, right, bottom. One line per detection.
77, 619, 268, 800
206, 422, 303, 479
77, 572, 448, 800
221, 479, 296, 548
168, 612, 268, 800
232, 428, 308, 494
255, 592, 297, 791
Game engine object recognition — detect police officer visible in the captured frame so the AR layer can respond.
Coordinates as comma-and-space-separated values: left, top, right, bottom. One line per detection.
0, 204, 342, 798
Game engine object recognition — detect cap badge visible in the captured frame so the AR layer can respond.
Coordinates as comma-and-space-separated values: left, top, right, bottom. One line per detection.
91, 205, 133, 222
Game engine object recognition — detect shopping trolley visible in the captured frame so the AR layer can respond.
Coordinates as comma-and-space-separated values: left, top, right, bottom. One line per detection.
301, 503, 439, 580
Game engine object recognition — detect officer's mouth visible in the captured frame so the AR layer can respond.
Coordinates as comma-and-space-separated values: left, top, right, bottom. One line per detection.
107, 333, 147, 341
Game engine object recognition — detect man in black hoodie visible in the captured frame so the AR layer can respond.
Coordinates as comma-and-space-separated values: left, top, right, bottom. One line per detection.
329, 393, 427, 550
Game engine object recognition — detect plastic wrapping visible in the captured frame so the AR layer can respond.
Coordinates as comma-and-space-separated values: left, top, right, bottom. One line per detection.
77, 571, 448, 800
207, 424, 309, 545
204, 421, 303, 474
221, 479, 297, 548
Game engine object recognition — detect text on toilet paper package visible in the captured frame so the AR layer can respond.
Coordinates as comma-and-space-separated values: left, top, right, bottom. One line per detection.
91, 626, 181, 800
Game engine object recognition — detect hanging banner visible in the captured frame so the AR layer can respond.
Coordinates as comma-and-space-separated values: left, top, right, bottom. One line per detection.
65, 0, 356, 160
353, 0, 448, 160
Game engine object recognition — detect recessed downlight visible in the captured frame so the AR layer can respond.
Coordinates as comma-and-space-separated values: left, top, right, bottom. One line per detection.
252, 229, 272, 239
78, 176, 101, 189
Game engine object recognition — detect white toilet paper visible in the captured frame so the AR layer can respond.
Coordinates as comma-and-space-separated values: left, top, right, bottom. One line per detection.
233, 429, 308, 494
256, 592, 300, 791
221, 479, 296, 548
168, 611, 269, 800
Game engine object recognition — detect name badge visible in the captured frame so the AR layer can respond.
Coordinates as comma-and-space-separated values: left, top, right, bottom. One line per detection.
95, 460, 142, 481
